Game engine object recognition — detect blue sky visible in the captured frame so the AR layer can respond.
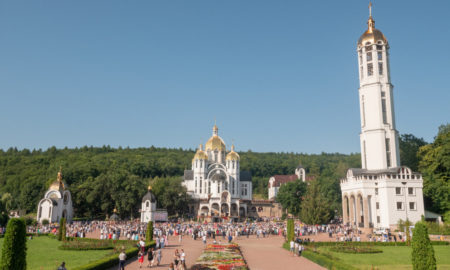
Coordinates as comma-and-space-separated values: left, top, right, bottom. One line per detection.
0, 0, 448, 153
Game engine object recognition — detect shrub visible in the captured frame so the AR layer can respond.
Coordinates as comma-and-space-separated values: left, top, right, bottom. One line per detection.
287, 218, 294, 242
71, 241, 155, 270
412, 222, 436, 270
41, 219, 49, 226
58, 218, 66, 241
299, 240, 448, 247
59, 239, 114, 250
146, 221, 153, 242
0, 218, 27, 270
329, 243, 382, 254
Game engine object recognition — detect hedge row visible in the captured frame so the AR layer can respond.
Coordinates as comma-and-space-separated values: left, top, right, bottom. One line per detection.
59, 240, 114, 251
71, 240, 155, 270
282, 242, 357, 270
301, 240, 449, 247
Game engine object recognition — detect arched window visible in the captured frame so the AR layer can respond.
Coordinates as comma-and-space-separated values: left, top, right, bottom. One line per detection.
146, 201, 149, 208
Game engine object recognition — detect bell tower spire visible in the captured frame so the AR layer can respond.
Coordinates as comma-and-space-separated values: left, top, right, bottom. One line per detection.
357, 4, 400, 170
367, 2, 375, 32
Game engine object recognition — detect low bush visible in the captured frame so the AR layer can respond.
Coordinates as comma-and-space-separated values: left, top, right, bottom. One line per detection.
329, 244, 382, 254
59, 239, 114, 251
301, 240, 448, 247
71, 240, 155, 270
426, 221, 450, 235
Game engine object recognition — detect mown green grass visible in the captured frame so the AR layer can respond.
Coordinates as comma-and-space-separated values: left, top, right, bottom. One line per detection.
318, 245, 450, 270
0, 236, 112, 270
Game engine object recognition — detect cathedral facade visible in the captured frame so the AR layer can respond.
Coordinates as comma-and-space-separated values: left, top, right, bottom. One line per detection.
340, 6, 425, 230
182, 124, 253, 222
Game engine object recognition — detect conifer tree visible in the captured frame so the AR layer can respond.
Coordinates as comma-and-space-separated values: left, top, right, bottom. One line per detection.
0, 218, 27, 270
287, 218, 295, 242
146, 221, 154, 242
61, 218, 67, 241
411, 222, 436, 270
58, 217, 66, 241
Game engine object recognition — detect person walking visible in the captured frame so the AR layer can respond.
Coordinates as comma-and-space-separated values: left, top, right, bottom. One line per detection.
147, 247, 154, 268
174, 249, 180, 270
57, 262, 67, 270
180, 249, 186, 266
289, 240, 295, 256
118, 250, 126, 270
156, 247, 162, 266
138, 250, 144, 268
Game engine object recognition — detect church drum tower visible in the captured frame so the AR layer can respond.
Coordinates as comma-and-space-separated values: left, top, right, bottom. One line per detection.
340, 4, 425, 230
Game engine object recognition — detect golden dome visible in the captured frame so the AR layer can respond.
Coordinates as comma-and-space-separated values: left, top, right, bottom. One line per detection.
192, 144, 208, 162
205, 135, 226, 151
226, 144, 240, 161
358, 5, 387, 47
49, 168, 65, 191
358, 27, 387, 46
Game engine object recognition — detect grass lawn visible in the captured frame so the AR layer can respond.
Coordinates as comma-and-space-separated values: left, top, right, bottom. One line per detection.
318, 245, 450, 270
0, 236, 113, 270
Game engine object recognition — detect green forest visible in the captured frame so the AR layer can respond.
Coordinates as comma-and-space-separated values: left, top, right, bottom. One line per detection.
0, 124, 448, 221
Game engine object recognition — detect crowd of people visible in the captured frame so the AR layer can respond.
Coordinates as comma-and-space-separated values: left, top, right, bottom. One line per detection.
1, 218, 412, 269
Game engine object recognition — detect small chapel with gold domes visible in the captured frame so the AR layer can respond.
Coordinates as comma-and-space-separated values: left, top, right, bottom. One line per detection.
37, 168, 73, 224
183, 124, 253, 222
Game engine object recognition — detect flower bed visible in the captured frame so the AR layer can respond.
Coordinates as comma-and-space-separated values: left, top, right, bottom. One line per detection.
191, 243, 249, 270
329, 243, 382, 254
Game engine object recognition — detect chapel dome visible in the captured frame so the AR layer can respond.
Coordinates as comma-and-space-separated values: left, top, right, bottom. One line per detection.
49, 169, 65, 191
142, 186, 157, 203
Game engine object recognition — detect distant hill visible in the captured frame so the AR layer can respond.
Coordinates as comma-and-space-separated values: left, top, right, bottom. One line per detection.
0, 145, 360, 218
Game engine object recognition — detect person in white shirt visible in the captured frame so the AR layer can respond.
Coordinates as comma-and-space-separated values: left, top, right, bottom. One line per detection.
180, 249, 186, 265
118, 251, 126, 270
289, 240, 295, 256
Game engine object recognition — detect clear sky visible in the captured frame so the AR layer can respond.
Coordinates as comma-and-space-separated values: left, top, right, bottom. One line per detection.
0, 0, 449, 154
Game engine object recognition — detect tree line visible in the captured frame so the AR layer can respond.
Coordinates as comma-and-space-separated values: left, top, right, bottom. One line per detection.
0, 124, 447, 221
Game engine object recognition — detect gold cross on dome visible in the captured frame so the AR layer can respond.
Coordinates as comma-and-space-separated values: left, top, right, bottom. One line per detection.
369, 2, 372, 17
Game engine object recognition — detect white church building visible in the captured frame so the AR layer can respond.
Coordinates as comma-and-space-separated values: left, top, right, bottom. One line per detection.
340, 6, 425, 230
182, 124, 253, 222
140, 186, 168, 223
37, 168, 73, 224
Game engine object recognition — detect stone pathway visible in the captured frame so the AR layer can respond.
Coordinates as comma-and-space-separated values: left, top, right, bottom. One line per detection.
106, 235, 204, 270
104, 234, 324, 270
234, 235, 325, 270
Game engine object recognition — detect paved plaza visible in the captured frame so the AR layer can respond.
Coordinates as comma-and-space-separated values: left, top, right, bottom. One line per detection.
101, 233, 324, 270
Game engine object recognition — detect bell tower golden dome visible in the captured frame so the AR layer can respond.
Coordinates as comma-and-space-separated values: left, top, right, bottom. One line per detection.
357, 2, 387, 46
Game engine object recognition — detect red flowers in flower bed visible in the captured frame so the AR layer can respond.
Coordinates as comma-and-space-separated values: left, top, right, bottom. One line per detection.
193, 243, 249, 270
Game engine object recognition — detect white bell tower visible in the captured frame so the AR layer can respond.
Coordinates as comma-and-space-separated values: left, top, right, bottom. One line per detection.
357, 3, 400, 171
